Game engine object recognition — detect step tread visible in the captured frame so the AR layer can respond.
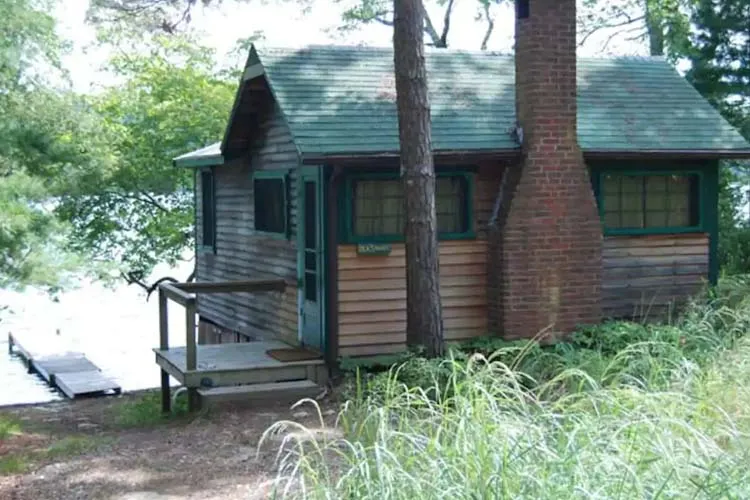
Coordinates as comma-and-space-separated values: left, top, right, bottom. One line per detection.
197, 379, 319, 397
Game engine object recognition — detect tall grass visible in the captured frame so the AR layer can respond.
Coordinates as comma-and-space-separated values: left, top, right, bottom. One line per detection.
265, 277, 750, 498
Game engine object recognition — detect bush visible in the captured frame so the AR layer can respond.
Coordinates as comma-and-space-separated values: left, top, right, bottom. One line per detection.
266, 276, 750, 498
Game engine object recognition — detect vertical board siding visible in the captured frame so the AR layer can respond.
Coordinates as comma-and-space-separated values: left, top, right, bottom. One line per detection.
337, 240, 488, 357
196, 101, 300, 345
602, 233, 709, 319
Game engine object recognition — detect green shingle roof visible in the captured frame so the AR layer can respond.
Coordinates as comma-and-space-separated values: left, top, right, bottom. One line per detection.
254, 45, 750, 156
174, 44, 750, 165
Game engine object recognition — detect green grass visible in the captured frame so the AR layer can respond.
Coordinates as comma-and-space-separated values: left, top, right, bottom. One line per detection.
264, 276, 750, 498
112, 390, 189, 428
0, 415, 22, 441
0, 455, 28, 475
46, 435, 106, 458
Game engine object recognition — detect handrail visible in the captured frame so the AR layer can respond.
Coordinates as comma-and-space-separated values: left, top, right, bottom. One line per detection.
175, 279, 285, 294
160, 283, 196, 307
156, 278, 287, 413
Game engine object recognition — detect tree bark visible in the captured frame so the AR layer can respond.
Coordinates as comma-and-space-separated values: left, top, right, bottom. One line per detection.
645, 0, 665, 55
393, 0, 445, 357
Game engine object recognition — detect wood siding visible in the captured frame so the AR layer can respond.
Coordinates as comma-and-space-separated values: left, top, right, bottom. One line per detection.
602, 233, 709, 319
335, 165, 499, 357
338, 240, 488, 357
196, 101, 300, 345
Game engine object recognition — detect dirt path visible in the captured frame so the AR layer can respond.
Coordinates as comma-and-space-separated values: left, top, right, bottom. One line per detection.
0, 393, 337, 500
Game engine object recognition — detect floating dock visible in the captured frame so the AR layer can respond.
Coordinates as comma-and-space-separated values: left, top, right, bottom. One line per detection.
8, 332, 121, 399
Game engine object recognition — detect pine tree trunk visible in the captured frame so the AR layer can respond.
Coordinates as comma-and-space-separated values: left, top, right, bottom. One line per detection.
392, 0, 445, 358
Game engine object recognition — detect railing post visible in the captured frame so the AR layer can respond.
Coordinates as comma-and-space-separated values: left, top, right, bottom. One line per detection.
185, 300, 197, 371
158, 288, 171, 414
185, 299, 199, 411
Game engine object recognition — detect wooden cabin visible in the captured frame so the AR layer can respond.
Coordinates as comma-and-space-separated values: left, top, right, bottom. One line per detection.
164, 2, 749, 405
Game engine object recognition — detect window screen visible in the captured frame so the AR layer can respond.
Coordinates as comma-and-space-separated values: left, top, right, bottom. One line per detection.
602, 173, 700, 230
254, 176, 287, 235
352, 175, 470, 238
200, 170, 215, 247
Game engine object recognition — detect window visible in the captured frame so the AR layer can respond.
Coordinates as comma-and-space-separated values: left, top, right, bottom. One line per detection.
200, 169, 215, 249
516, 0, 529, 19
345, 171, 474, 242
599, 172, 701, 233
253, 171, 288, 236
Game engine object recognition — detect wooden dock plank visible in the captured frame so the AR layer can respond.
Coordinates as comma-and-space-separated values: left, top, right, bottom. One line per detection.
33, 355, 98, 384
55, 371, 121, 399
8, 332, 121, 399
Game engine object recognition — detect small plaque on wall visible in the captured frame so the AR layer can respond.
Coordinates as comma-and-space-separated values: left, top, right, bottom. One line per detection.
357, 243, 392, 256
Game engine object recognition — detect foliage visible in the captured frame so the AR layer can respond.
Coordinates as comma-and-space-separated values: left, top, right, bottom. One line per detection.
684, 0, 750, 275
0, 0, 89, 292
578, 0, 694, 56
54, 34, 234, 282
269, 277, 750, 498
345, 276, 750, 401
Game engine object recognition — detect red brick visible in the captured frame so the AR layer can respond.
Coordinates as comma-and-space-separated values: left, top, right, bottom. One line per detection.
488, 0, 602, 339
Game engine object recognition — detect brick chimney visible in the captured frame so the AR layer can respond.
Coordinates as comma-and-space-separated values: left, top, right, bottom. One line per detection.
488, 0, 602, 339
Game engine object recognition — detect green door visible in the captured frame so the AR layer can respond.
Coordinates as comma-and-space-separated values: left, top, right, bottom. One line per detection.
298, 167, 325, 352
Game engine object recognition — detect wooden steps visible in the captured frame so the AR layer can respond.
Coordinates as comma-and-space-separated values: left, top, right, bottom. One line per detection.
197, 380, 322, 406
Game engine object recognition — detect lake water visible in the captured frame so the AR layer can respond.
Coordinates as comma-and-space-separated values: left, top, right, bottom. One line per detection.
0, 262, 192, 407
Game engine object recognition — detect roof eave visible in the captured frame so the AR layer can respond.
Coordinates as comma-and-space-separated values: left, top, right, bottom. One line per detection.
301, 148, 522, 165
173, 154, 225, 168
584, 149, 750, 160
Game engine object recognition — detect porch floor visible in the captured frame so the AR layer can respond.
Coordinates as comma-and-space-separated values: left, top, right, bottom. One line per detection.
154, 340, 323, 372
154, 340, 325, 389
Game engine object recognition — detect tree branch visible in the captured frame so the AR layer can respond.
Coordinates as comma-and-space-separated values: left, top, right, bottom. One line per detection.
480, 2, 494, 51
438, 0, 456, 48
121, 270, 195, 300
578, 14, 645, 48
423, 8, 442, 47
373, 13, 394, 26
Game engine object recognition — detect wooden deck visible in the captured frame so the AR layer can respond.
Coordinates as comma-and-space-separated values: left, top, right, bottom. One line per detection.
8, 332, 121, 399
154, 340, 325, 388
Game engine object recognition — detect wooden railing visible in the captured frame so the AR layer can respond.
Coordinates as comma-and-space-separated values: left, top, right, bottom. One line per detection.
157, 279, 286, 412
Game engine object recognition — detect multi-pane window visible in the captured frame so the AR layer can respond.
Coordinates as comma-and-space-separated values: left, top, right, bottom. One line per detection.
200, 170, 215, 248
350, 173, 472, 240
254, 173, 288, 236
601, 173, 700, 231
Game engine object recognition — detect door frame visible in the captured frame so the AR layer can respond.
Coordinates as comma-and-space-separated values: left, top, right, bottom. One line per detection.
297, 166, 327, 352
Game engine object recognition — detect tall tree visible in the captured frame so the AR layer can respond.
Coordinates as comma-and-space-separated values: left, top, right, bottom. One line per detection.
392, 0, 444, 356
0, 0, 84, 292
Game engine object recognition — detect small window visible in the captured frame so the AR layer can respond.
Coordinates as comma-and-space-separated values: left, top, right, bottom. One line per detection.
516, 0, 529, 19
348, 172, 473, 242
600, 173, 701, 232
253, 172, 288, 236
200, 169, 216, 248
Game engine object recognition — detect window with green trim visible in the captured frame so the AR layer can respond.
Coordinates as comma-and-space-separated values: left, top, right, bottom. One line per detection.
600, 172, 701, 232
253, 171, 288, 236
200, 169, 216, 248
346, 172, 474, 242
